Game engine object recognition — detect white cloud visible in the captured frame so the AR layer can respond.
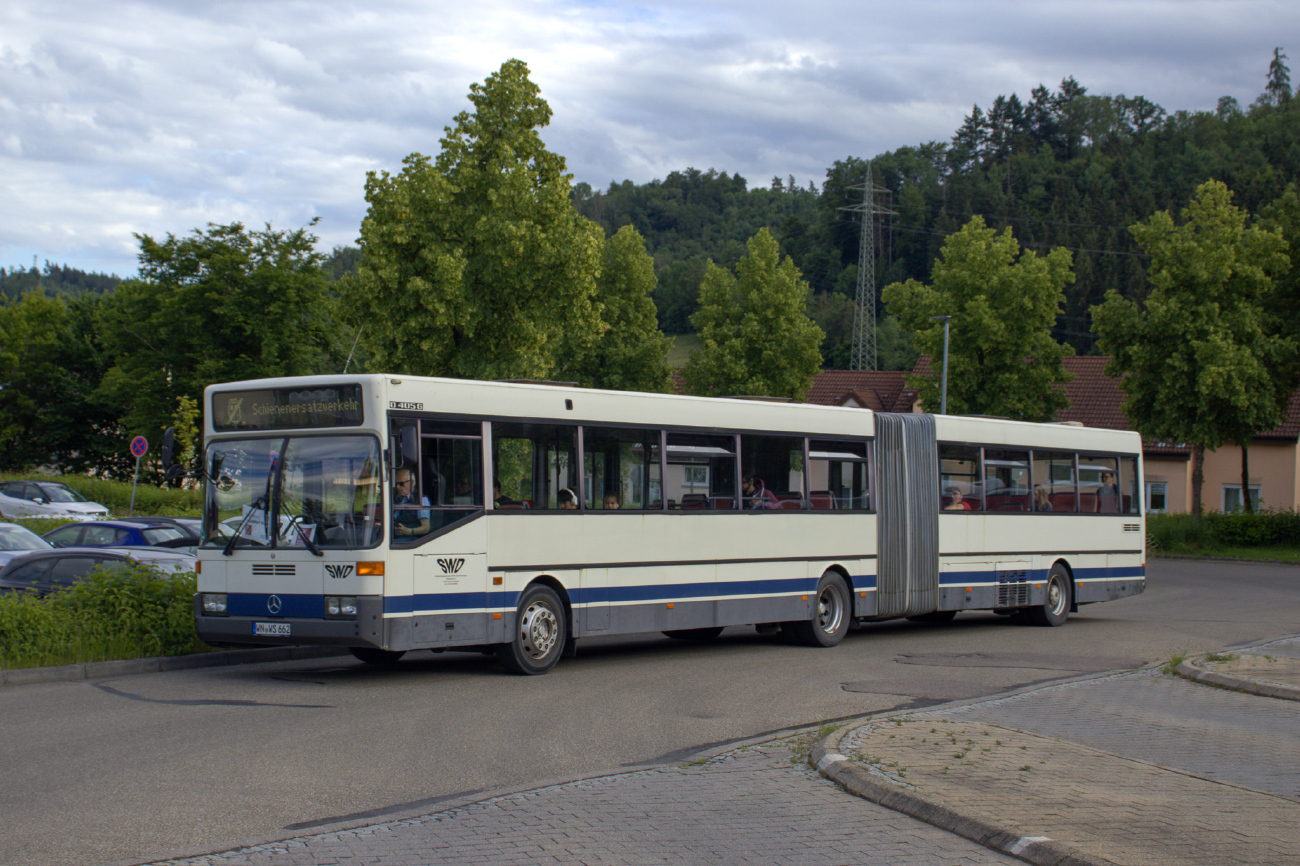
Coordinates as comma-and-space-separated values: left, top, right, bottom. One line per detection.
0, 0, 1296, 274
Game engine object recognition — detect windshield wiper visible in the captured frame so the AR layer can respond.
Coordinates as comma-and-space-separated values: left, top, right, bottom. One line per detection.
223, 495, 267, 557
282, 512, 323, 556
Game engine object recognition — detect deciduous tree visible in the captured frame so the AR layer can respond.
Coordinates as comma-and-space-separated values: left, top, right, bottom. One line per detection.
342, 59, 603, 381
559, 225, 673, 392
883, 216, 1074, 421
1092, 181, 1292, 516
683, 228, 823, 398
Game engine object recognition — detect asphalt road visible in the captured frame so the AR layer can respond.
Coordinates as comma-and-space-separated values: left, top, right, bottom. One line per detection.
2, 559, 1295, 866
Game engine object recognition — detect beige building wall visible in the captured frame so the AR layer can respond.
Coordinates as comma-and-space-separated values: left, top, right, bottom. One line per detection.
1200, 442, 1299, 512
1143, 456, 1190, 514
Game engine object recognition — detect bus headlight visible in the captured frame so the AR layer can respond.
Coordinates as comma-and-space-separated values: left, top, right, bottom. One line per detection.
201, 593, 228, 616
325, 596, 358, 618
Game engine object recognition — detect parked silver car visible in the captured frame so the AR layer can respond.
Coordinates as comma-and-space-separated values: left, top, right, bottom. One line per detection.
0, 522, 55, 569
0, 481, 110, 520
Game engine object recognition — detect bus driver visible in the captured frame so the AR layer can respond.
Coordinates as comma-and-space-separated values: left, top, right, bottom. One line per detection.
393, 467, 431, 538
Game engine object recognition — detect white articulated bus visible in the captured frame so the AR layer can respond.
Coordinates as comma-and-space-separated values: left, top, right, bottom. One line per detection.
194, 375, 1145, 674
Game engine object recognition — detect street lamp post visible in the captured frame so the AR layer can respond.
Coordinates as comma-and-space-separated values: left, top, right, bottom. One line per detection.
928, 315, 951, 415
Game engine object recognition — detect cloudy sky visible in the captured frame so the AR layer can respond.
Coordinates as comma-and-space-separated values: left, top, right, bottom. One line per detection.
2, 0, 1296, 277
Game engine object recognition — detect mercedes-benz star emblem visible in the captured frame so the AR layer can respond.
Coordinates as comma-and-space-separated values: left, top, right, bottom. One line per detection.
267, 594, 283, 615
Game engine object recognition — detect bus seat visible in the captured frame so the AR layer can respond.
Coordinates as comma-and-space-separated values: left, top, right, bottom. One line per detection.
712, 497, 734, 510
776, 493, 804, 509
810, 491, 835, 510
680, 494, 708, 509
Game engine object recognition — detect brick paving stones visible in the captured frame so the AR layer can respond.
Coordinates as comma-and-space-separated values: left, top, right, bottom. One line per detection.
828, 664, 1300, 865
146, 741, 1017, 866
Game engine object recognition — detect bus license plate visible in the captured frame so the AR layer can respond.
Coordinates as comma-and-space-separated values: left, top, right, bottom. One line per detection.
254, 622, 291, 636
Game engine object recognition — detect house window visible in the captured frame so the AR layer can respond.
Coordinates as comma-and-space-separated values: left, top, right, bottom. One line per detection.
1145, 482, 1167, 514
1222, 485, 1261, 514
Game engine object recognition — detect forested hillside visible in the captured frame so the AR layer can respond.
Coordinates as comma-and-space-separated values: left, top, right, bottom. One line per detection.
0, 263, 121, 301
574, 55, 1300, 360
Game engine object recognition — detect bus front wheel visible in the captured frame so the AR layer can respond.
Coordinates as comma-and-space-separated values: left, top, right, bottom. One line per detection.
498, 584, 567, 675
1025, 566, 1072, 627
792, 572, 851, 647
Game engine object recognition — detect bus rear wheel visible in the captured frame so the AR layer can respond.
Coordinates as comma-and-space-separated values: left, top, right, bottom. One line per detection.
349, 647, 406, 665
792, 572, 850, 647
1025, 565, 1072, 627
497, 584, 566, 675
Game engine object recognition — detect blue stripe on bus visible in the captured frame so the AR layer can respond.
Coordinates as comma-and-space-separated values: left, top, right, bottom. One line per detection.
937, 565, 1145, 585
228, 593, 324, 618
382, 573, 878, 614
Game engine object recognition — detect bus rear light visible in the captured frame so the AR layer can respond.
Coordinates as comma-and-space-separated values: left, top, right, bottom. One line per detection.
195, 561, 202, 575
356, 562, 384, 576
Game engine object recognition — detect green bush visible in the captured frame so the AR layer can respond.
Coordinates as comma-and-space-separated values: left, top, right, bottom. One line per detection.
0, 471, 201, 517
1148, 509, 1300, 552
0, 561, 207, 669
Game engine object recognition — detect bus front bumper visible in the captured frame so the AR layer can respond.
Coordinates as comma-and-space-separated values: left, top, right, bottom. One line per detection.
192, 595, 386, 648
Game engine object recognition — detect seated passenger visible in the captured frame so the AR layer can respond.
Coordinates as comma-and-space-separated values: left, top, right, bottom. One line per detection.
557, 488, 579, 510
943, 487, 971, 511
1034, 486, 1053, 512
742, 473, 780, 510
603, 492, 621, 510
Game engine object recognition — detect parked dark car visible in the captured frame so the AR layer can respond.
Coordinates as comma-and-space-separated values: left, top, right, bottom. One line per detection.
0, 547, 196, 597
43, 520, 198, 551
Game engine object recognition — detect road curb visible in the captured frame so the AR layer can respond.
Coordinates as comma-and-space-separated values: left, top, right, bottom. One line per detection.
0, 645, 350, 687
1150, 554, 1300, 566
811, 726, 1115, 866
1175, 658, 1300, 702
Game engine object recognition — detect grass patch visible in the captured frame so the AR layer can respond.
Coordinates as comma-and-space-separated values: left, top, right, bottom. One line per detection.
0, 561, 207, 669
1163, 650, 1188, 674
666, 333, 701, 368
0, 471, 201, 518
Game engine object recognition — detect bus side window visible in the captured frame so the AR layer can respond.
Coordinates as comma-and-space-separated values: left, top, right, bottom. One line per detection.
1032, 450, 1077, 513
939, 444, 981, 511
493, 422, 579, 511
808, 439, 869, 510
583, 426, 662, 510
740, 434, 805, 510
1119, 455, 1140, 515
665, 433, 736, 510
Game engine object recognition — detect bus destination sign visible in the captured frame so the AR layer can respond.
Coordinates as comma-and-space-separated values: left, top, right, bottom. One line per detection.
212, 385, 365, 431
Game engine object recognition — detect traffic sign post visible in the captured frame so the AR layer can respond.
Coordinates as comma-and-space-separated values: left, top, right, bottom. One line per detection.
129, 437, 149, 516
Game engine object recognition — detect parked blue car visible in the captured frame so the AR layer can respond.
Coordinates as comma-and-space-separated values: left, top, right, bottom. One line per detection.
43, 520, 197, 551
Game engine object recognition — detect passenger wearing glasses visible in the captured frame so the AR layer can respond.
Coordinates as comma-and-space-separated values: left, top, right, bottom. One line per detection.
393, 467, 431, 538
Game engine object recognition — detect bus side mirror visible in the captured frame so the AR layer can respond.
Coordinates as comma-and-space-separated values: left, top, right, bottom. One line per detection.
210, 451, 225, 481
392, 426, 417, 468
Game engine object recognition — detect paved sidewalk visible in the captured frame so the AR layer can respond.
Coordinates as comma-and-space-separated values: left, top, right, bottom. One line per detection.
143, 739, 1018, 866
816, 654, 1300, 866
1179, 636, 1300, 699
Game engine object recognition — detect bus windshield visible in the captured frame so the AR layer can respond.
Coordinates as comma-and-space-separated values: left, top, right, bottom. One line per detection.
204, 435, 383, 550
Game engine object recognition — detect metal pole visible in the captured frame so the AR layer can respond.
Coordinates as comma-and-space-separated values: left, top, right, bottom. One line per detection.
929, 315, 951, 415
129, 455, 141, 515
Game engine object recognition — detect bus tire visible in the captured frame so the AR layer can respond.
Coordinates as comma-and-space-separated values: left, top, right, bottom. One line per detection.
793, 572, 850, 647
1025, 565, 1072, 627
497, 584, 566, 675
349, 647, 406, 665
663, 627, 724, 641
906, 610, 957, 623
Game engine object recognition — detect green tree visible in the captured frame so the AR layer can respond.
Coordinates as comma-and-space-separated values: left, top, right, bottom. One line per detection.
0, 292, 115, 473
342, 59, 604, 380
94, 221, 343, 471
560, 225, 673, 392
682, 228, 823, 398
883, 216, 1074, 421
1092, 181, 1292, 516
